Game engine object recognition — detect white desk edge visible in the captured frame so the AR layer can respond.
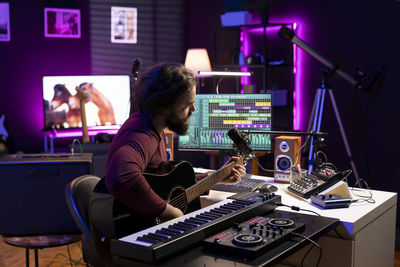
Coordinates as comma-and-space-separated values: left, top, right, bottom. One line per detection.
194, 167, 398, 236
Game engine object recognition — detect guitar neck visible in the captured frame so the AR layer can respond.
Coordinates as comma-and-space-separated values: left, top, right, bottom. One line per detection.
78, 97, 90, 144
185, 160, 238, 203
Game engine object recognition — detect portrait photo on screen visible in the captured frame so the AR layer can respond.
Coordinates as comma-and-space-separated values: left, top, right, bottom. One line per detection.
44, 8, 81, 38
42, 75, 131, 130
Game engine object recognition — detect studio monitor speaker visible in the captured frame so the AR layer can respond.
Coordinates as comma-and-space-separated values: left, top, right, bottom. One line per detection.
164, 130, 174, 161
274, 136, 301, 183
0, 153, 93, 235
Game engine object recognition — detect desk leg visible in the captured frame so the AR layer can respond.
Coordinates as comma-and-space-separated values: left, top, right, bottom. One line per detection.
50, 136, 54, 153
34, 249, 38, 267
44, 135, 48, 153
25, 248, 29, 267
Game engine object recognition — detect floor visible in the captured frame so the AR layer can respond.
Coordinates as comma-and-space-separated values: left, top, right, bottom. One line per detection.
1, 239, 400, 267
0, 239, 83, 267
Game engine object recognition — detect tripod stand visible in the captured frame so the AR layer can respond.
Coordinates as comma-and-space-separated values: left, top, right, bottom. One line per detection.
307, 70, 361, 187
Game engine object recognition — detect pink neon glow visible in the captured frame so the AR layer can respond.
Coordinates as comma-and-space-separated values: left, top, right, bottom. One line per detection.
49, 126, 120, 138
292, 22, 304, 131
0, 3, 10, 42
240, 22, 303, 130
292, 23, 298, 129
240, 30, 251, 91
44, 8, 81, 38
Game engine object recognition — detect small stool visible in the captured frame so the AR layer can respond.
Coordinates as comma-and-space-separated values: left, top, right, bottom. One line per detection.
2, 234, 81, 267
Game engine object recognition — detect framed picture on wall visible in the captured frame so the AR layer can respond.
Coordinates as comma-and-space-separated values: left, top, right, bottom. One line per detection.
44, 8, 81, 38
111, 6, 137, 44
0, 3, 10, 42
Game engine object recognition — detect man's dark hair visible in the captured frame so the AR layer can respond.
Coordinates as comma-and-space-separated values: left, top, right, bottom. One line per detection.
134, 62, 196, 114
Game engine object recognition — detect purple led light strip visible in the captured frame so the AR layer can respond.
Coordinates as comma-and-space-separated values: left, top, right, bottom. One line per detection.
240, 22, 304, 130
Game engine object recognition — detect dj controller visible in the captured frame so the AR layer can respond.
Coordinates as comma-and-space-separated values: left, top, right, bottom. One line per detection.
203, 216, 305, 258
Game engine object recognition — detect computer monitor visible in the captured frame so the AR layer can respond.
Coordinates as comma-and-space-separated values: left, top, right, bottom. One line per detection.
42, 75, 131, 130
178, 94, 272, 151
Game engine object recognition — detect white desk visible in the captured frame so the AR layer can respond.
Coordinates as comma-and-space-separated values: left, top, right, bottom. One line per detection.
195, 169, 398, 267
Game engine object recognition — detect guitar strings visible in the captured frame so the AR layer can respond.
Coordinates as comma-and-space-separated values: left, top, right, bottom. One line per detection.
167, 162, 237, 210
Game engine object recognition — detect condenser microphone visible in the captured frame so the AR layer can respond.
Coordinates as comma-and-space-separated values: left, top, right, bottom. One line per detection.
130, 58, 142, 115
278, 26, 359, 88
228, 128, 252, 156
131, 58, 142, 79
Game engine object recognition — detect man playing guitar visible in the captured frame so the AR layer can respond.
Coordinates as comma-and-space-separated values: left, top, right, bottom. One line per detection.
103, 62, 246, 233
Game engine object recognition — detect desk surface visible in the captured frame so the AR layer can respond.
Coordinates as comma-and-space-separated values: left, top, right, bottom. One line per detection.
196, 169, 398, 236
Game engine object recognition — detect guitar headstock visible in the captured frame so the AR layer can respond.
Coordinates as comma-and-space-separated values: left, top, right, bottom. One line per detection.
75, 86, 88, 102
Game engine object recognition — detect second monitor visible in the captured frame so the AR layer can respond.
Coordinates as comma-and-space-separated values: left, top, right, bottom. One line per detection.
178, 94, 272, 151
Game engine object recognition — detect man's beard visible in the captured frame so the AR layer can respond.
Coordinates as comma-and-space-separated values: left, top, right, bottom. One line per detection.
166, 112, 191, 135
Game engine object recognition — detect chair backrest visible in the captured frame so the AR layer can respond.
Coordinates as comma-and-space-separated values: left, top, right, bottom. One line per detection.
65, 174, 100, 237
65, 174, 107, 266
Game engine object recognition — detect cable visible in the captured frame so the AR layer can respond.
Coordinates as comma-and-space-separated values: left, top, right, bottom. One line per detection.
332, 228, 343, 239
274, 203, 322, 217
67, 244, 73, 267
350, 179, 375, 204
301, 243, 316, 267
251, 154, 275, 172
71, 138, 83, 154
292, 135, 311, 169
290, 232, 323, 267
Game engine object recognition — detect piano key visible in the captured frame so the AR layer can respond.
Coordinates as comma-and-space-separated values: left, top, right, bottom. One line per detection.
221, 203, 243, 210
195, 214, 215, 221
112, 194, 282, 264
169, 224, 189, 231
211, 208, 231, 215
190, 217, 209, 223
155, 229, 175, 237
232, 199, 253, 205
118, 199, 236, 247
202, 211, 222, 218
160, 228, 181, 235
142, 234, 164, 242
227, 202, 248, 209
177, 221, 195, 229
148, 233, 168, 241
185, 218, 206, 225
218, 207, 236, 213
137, 236, 157, 244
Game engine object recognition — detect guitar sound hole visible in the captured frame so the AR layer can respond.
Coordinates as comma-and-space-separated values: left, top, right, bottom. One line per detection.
169, 186, 187, 213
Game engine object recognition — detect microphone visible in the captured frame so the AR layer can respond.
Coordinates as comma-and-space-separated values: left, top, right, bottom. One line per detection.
228, 128, 252, 156
130, 58, 142, 115
278, 26, 359, 88
131, 58, 142, 79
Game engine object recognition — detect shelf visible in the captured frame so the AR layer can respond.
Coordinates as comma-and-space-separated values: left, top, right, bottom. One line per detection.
213, 64, 293, 69
220, 22, 292, 30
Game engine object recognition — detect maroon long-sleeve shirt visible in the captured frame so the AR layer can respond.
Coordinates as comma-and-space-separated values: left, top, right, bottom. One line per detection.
105, 113, 206, 220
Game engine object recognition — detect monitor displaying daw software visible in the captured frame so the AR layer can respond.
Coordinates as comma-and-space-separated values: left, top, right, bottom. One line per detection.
178, 94, 272, 151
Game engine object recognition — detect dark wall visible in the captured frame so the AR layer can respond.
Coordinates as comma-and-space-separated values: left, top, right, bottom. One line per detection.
0, 0, 186, 153
1, 0, 399, 202
187, 0, 400, 217
0, 1, 91, 153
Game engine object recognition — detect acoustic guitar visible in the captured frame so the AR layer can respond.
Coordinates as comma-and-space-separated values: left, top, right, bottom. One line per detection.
91, 158, 247, 236
75, 86, 90, 144
144, 157, 243, 216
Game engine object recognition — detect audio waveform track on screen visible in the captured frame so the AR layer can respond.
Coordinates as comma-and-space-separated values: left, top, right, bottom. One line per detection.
178, 94, 272, 151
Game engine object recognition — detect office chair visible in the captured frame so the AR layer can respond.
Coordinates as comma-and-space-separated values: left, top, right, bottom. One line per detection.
65, 174, 112, 267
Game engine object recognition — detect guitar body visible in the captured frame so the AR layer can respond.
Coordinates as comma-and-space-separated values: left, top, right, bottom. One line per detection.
111, 158, 239, 234
144, 161, 201, 214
